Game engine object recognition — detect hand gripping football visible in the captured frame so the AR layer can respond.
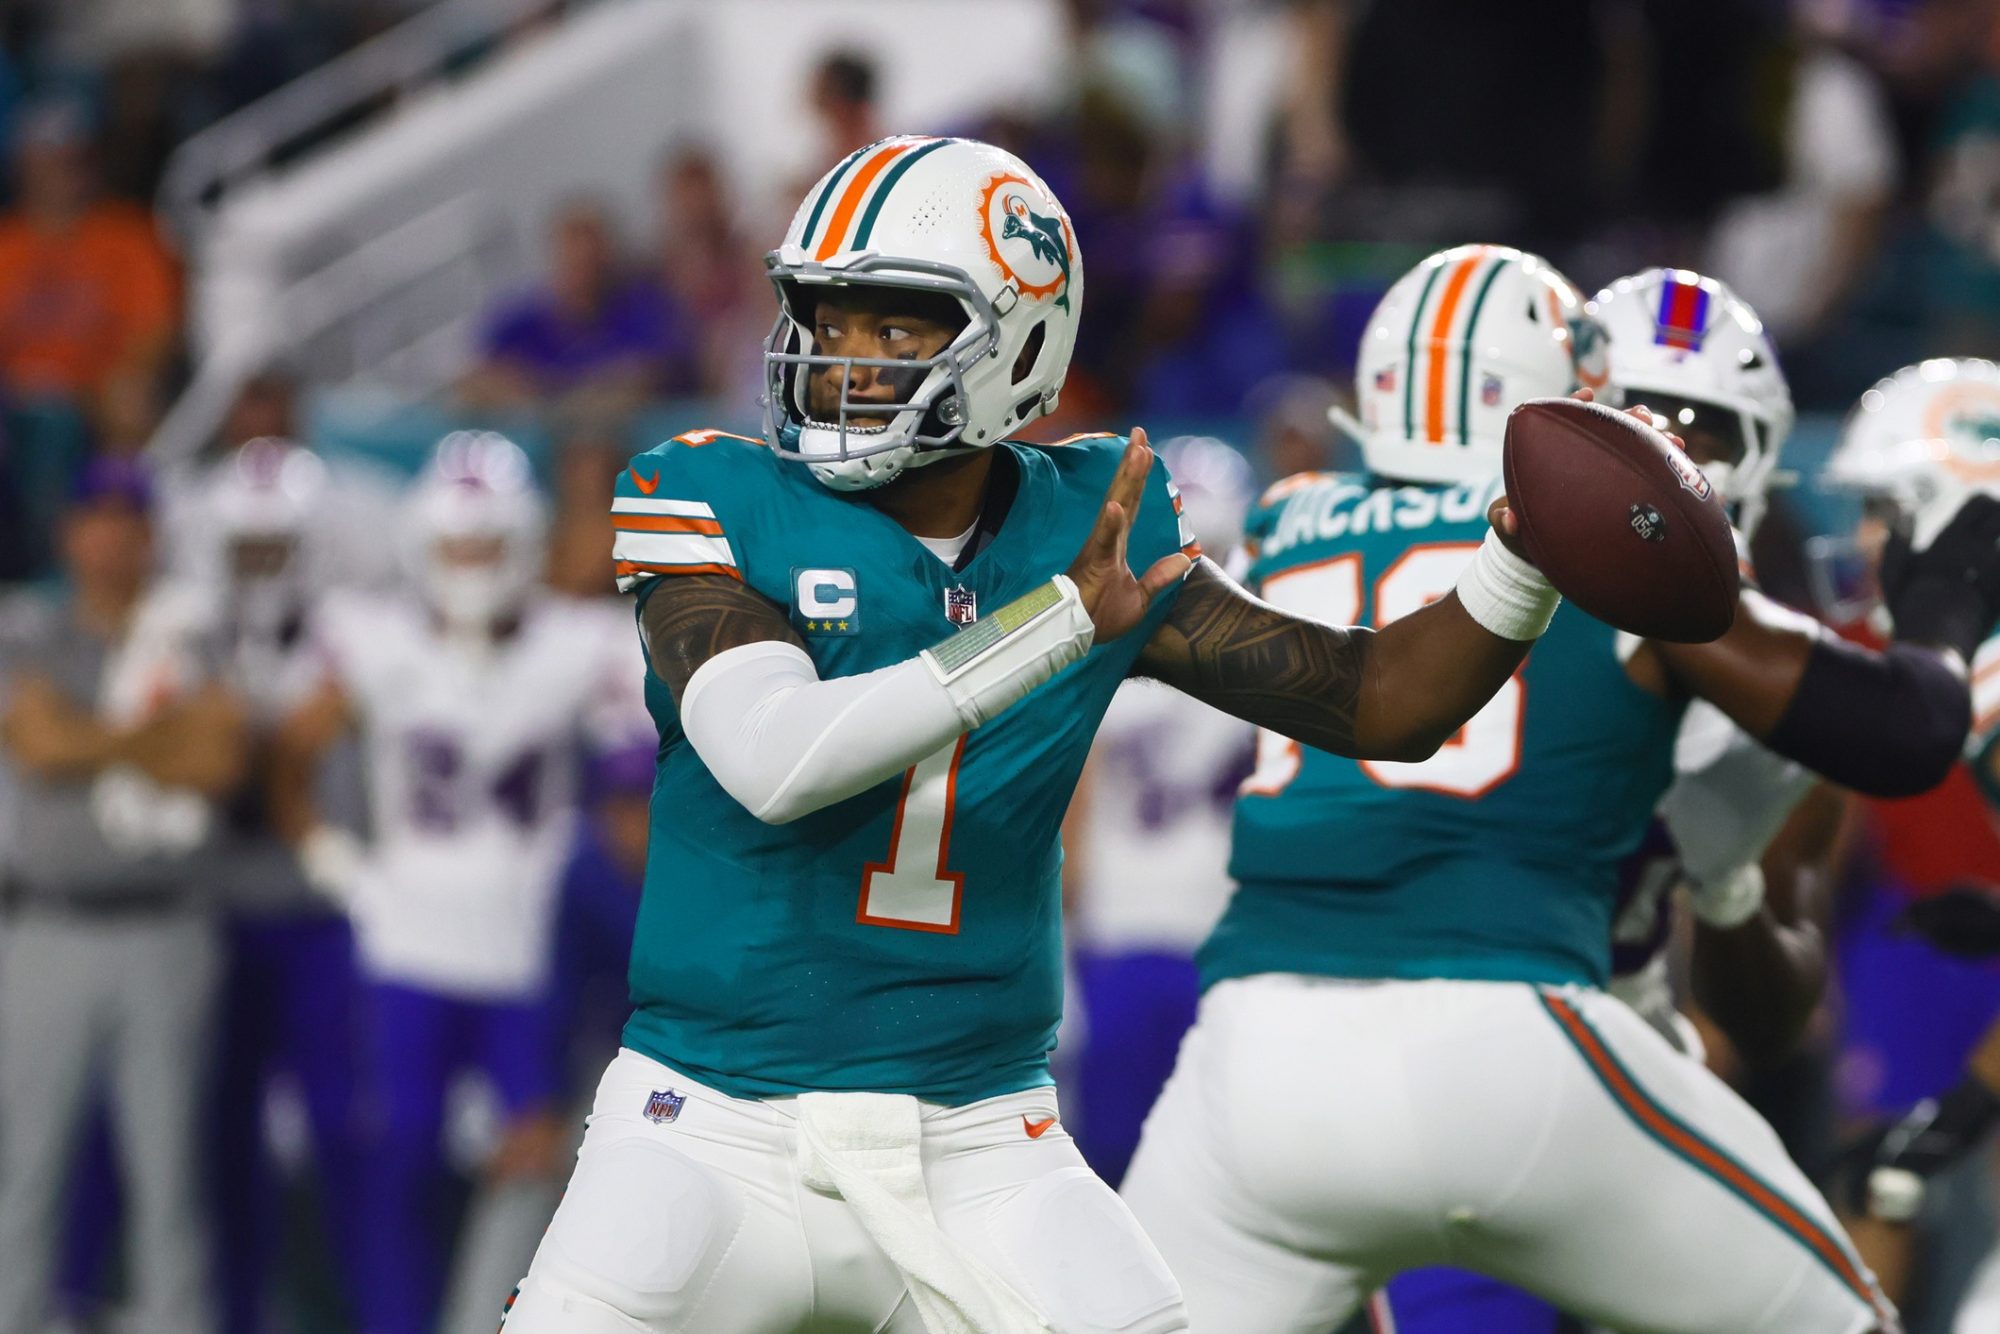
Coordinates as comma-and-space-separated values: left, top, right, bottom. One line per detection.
1501, 398, 1739, 643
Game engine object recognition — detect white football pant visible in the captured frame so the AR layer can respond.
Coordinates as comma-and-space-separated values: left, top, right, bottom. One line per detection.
1122, 976, 1896, 1334
502, 1047, 1187, 1333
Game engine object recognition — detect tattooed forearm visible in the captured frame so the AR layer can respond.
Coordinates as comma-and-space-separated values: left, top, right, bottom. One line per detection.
640, 574, 805, 703
1137, 558, 1530, 763
1135, 560, 1373, 757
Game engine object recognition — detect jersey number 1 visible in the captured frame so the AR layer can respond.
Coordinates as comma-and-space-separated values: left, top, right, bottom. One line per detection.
857, 737, 967, 933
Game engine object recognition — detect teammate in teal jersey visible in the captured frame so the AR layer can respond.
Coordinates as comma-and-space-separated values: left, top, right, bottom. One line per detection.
502, 142, 1571, 1334
1123, 248, 2000, 1334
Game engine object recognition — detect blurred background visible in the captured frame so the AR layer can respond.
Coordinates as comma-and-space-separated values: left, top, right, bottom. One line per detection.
0, 0, 1997, 1330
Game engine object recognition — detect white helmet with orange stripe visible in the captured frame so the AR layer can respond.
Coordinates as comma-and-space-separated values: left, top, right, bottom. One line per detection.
763, 136, 1082, 491
1334, 244, 1607, 487
1593, 268, 1793, 538
1828, 359, 2000, 547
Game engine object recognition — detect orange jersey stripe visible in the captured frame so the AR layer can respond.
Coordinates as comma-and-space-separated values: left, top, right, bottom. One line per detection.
615, 559, 742, 581
1542, 995, 1876, 1303
815, 141, 915, 260
1423, 254, 1486, 443
1181, 540, 1203, 559
614, 515, 725, 536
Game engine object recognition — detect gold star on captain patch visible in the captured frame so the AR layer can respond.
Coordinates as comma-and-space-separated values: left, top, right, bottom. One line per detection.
806, 620, 821, 632
837, 620, 850, 631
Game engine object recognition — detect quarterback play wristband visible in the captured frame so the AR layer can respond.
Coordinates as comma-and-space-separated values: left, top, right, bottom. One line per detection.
1454, 530, 1561, 641
921, 576, 1095, 729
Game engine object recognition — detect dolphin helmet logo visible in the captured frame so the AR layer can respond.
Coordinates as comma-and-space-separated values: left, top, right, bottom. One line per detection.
979, 172, 1074, 313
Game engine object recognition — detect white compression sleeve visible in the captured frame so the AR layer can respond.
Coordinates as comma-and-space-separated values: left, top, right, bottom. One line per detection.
681, 641, 963, 826
680, 579, 1095, 825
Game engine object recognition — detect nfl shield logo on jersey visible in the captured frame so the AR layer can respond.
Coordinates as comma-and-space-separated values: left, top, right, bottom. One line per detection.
945, 586, 978, 625
643, 1088, 685, 1124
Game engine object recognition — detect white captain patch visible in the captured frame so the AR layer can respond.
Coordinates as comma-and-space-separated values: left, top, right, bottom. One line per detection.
794, 567, 860, 635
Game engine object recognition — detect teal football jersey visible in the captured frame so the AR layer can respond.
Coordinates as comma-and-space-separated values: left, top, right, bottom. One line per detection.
1203, 471, 1687, 990
612, 430, 1194, 1104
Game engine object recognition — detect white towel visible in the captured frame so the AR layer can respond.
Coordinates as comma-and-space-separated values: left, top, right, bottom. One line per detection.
793, 1092, 1049, 1334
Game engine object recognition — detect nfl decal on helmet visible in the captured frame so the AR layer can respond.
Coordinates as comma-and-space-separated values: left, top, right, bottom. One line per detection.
764, 137, 1083, 492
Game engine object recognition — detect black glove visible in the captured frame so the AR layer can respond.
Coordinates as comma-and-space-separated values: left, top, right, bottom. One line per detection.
1882, 492, 2000, 660
1897, 884, 2000, 958
1841, 1076, 2000, 1220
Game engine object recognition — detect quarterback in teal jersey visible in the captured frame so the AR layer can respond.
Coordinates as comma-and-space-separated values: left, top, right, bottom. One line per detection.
1124, 248, 2000, 1334
503, 143, 1566, 1333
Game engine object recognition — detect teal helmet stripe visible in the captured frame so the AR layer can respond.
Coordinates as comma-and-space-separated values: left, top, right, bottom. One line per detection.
799, 145, 872, 251
1454, 257, 1509, 445
1402, 261, 1445, 436
851, 138, 956, 250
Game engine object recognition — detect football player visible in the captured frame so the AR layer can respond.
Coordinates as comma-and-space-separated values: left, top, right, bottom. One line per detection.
1122, 251, 2000, 1334
189, 439, 368, 1332
501, 137, 1577, 1333
1359, 268, 1841, 1331
271, 433, 646, 1334
1821, 359, 2000, 1329
1062, 435, 1258, 1188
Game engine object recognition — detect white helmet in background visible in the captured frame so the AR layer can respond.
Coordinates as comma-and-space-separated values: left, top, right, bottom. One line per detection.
1158, 435, 1256, 556
1827, 358, 2000, 544
1594, 268, 1794, 537
402, 432, 547, 631
764, 135, 1082, 491
207, 437, 326, 631
1335, 244, 1608, 487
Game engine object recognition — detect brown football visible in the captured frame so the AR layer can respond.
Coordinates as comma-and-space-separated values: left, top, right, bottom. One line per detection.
1501, 397, 1739, 644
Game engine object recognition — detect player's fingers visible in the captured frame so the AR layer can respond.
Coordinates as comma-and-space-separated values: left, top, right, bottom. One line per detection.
1080, 494, 1125, 563
1104, 435, 1153, 518
1569, 387, 1596, 403
1140, 552, 1193, 600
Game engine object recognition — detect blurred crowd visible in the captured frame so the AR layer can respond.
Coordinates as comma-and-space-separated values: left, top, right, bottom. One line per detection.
0, 0, 1994, 1331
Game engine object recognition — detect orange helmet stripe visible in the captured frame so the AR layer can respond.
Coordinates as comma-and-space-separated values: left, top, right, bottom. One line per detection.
815, 140, 918, 261
1423, 253, 1488, 444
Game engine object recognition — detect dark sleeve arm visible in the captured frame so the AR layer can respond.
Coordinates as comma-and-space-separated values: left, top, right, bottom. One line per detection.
1764, 636, 1970, 799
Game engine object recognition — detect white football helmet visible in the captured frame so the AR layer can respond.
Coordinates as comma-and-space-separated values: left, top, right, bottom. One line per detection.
401, 432, 547, 631
1158, 435, 1255, 556
207, 437, 326, 631
1335, 244, 1608, 487
1828, 358, 2000, 541
763, 136, 1083, 491
1594, 269, 1794, 537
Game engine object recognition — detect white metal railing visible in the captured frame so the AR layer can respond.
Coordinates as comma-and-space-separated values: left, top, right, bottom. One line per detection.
158, 0, 578, 245
147, 194, 511, 465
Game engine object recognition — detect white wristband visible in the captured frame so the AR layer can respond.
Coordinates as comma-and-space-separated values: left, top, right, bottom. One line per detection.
920, 576, 1096, 729
1685, 861, 1766, 930
1454, 529, 1560, 641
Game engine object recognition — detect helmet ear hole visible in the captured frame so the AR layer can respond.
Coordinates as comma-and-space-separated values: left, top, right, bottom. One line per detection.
1012, 322, 1047, 386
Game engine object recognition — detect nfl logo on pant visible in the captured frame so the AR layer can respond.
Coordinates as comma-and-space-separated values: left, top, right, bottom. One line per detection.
643, 1088, 685, 1124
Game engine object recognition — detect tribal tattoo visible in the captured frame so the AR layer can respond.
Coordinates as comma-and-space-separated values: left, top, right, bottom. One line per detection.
1134, 559, 1372, 757
640, 574, 805, 702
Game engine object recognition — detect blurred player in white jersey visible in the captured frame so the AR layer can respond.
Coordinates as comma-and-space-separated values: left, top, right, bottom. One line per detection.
1064, 435, 1256, 1186
271, 433, 646, 1334
180, 439, 371, 1332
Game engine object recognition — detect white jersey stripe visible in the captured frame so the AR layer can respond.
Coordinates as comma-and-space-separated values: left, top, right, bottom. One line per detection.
612, 532, 736, 568
612, 496, 718, 519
